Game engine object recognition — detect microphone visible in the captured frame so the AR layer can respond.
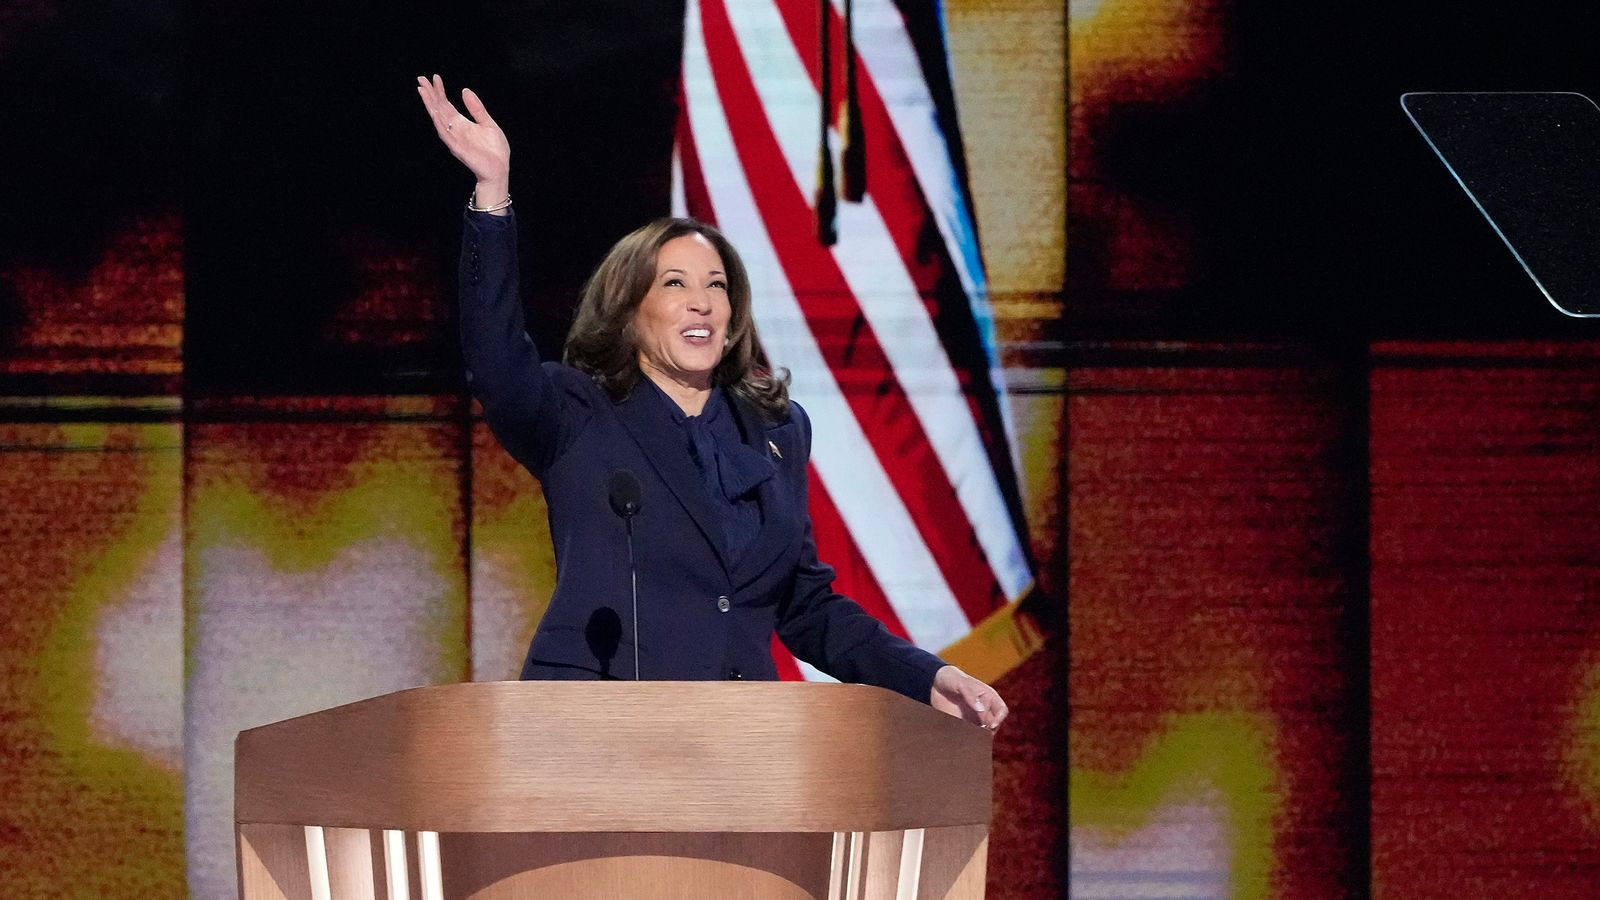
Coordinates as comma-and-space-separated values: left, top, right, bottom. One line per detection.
607, 470, 643, 679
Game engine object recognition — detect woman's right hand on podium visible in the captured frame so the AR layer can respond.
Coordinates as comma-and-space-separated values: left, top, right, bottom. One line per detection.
416, 74, 511, 214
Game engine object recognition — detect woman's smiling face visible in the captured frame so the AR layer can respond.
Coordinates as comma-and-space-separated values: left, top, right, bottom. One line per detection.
633, 232, 732, 390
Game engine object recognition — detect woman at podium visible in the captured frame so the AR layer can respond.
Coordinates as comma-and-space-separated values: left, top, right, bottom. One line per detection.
416, 75, 1007, 731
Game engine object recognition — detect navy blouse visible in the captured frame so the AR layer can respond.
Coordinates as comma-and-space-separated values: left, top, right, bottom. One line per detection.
647, 379, 774, 564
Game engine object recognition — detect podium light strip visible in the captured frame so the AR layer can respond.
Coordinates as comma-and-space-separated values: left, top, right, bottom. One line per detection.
828, 831, 849, 900
896, 828, 925, 900
838, 832, 851, 890
383, 830, 410, 900
417, 831, 444, 900
847, 830, 867, 899
304, 826, 332, 900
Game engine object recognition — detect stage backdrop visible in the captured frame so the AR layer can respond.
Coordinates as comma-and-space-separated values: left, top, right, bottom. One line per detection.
0, 0, 1064, 897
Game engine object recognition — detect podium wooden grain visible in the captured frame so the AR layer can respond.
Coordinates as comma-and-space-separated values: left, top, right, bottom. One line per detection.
235, 682, 992, 899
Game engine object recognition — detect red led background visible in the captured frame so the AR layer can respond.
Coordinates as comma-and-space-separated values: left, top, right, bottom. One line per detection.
1064, 0, 1600, 893
1370, 344, 1600, 898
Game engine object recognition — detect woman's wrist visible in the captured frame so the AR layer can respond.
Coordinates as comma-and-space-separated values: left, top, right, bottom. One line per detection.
473, 178, 511, 216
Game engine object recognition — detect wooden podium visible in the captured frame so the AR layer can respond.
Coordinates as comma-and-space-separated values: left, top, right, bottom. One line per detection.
235, 681, 992, 899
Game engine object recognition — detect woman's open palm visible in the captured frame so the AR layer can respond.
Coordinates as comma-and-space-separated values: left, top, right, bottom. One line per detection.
415, 74, 510, 187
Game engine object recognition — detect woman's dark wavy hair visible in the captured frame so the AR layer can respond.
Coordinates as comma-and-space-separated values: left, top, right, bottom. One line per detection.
563, 217, 790, 421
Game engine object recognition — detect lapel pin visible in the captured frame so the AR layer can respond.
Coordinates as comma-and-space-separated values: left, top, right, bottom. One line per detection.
768, 440, 783, 459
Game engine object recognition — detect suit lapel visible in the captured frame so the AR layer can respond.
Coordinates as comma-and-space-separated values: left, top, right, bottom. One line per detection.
728, 395, 800, 587
613, 383, 733, 576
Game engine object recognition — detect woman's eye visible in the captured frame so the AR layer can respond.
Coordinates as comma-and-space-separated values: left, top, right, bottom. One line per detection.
710, 280, 727, 290
664, 278, 683, 287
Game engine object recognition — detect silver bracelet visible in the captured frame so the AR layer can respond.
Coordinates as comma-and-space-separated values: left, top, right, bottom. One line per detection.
466, 190, 512, 213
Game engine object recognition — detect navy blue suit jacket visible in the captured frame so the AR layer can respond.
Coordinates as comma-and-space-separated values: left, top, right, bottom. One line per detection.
459, 211, 946, 703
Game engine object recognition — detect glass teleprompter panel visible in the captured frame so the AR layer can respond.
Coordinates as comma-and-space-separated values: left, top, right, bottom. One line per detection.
1402, 92, 1600, 318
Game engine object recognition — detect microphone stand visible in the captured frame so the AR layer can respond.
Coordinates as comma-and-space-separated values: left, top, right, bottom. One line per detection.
626, 515, 639, 680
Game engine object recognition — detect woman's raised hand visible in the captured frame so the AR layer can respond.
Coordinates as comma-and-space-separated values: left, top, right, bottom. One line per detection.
416, 74, 511, 209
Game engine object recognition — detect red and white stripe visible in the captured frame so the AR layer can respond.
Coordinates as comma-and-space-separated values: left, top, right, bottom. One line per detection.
674, 0, 1032, 674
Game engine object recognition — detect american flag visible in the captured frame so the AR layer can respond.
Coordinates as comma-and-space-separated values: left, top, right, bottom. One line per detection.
671, 0, 1034, 678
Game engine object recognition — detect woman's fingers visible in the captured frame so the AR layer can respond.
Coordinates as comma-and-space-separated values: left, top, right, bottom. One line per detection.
416, 85, 446, 138
417, 75, 442, 116
415, 74, 511, 187
427, 76, 463, 123
960, 677, 1007, 731
984, 692, 1009, 730
416, 76, 501, 146
415, 76, 457, 138
461, 88, 497, 129
969, 687, 995, 728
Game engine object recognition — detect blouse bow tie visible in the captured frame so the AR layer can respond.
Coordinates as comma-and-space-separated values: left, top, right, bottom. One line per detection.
682, 414, 775, 502
656, 383, 775, 503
